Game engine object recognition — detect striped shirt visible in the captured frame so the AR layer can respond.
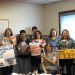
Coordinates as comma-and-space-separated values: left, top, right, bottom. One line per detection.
29, 39, 46, 56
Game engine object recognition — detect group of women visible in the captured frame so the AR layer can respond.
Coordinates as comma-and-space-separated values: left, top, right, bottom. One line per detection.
0, 27, 75, 75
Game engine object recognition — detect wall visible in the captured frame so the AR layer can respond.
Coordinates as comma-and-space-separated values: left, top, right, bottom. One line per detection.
0, 2, 44, 37
44, 0, 75, 35
1, 0, 75, 37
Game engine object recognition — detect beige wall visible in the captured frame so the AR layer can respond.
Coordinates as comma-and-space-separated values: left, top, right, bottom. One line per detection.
1, 0, 75, 37
0, 2, 44, 36
44, 0, 75, 35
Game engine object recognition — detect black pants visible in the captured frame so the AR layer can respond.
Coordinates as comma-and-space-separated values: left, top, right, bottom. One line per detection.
59, 59, 73, 75
30, 56, 41, 73
0, 65, 13, 75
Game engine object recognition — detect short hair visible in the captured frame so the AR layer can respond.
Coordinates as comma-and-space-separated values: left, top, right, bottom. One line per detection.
20, 30, 26, 34
4, 28, 13, 37
32, 26, 37, 31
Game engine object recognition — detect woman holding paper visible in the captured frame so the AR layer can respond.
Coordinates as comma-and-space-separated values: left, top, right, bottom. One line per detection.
2, 28, 16, 46
57, 29, 75, 75
0, 28, 16, 75
29, 30, 46, 74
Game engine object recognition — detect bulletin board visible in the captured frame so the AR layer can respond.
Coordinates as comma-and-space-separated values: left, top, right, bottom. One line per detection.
0, 19, 9, 41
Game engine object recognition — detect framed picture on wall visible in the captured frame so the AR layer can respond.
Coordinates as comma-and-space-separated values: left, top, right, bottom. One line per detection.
0, 19, 9, 40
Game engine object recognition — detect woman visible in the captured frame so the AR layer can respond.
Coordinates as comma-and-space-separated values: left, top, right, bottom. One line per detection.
41, 43, 59, 75
57, 29, 75, 75
0, 28, 16, 75
2, 28, 16, 46
46, 28, 60, 52
29, 30, 46, 73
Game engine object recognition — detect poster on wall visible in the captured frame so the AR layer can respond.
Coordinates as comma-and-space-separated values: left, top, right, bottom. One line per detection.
0, 45, 16, 68
0, 19, 9, 41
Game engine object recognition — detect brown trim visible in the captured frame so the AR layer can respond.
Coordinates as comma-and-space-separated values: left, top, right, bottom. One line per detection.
59, 10, 75, 35
59, 10, 75, 14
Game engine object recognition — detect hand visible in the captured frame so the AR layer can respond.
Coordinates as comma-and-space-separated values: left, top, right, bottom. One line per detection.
20, 45, 27, 52
9, 38, 13, 44
44, 70, 47, 74
41, 55, 46, 58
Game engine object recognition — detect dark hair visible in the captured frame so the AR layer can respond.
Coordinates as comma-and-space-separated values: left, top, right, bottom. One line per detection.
32, 26, 37, 31
49, 28, 57, 38
20, 30, 26, 34
61, 29, 70, 40
4, 28, 13, 37
34, 30, 42, 39
45, 43, 53, 53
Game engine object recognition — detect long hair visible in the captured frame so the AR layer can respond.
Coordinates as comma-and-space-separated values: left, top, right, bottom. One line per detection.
45, 43, 53, 54
4, 28, 13, 37
34, 30, 42, 39
49, 28, 57, 38
61, 29, 70, 40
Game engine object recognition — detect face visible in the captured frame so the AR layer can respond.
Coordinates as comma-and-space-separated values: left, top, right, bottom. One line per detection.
20, 33, 26, 40
32, 29, 37, 34
62, 30, 69, 39
46, 44, 52, 52
35, 32, 41, 39
5, 29, 12, 36
51, 30, 57, 37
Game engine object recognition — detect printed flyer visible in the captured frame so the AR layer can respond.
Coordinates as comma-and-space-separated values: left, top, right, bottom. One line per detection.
0, 46, 16, 68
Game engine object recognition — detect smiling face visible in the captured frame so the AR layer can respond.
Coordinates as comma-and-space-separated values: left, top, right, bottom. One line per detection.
62, 30, 69, 40
6, 30, 11, 36
49, 28, 57, 38
36, 31, 41, 39
51, 30, 57, 37
5, 28, 13, 37
35, 30, 42, 39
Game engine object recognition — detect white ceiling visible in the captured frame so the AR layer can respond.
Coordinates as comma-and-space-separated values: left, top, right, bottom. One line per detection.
25, 0, 63, 4
0, 0, 64, 4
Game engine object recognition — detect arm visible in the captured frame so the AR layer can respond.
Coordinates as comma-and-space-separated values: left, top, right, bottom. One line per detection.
41, 54, 57, 65
41, 57, 47, 74
56, 40, 60, 50
10, 36, 17, 46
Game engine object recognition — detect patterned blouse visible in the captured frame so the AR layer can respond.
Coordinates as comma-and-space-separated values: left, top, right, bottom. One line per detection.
57, 38, 75, 50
